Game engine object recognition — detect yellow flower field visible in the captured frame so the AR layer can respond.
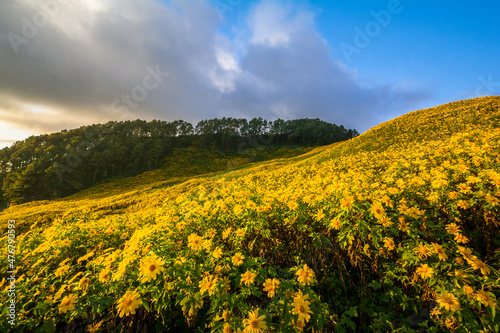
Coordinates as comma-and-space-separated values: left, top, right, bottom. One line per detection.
1, 96, 499, 331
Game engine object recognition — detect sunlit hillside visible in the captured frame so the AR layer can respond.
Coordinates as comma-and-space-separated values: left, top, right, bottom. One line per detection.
2, 96, 500, 332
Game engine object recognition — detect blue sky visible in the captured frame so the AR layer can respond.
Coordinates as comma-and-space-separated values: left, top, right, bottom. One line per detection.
0, 0, 499, 149
218, 0, 500, 106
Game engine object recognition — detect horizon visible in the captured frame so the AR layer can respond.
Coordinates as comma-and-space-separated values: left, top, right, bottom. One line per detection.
1, 0, 499, 149
0, 95, 495, 149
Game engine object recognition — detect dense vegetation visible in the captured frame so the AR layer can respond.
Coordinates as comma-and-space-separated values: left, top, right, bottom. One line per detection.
1, 96, 499, 332
0, 118, 357, 205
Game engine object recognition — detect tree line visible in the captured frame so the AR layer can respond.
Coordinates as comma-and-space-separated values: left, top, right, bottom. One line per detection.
0, 117, 358, 205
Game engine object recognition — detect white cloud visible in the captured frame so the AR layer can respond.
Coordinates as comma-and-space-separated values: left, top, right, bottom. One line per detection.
216, 49, 239, 71
0, 0, 431, 149
248, 1, 315, 46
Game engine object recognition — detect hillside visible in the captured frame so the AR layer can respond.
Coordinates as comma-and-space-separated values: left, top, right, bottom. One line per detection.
0, 117, 357, 206
2, 145, 316, 234
1, 96, 500, 332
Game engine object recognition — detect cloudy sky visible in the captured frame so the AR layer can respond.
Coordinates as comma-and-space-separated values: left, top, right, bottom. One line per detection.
0, 0, 499, 149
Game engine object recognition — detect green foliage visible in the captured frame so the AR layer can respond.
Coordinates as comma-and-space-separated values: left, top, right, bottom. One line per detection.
1, 97, 499, 332
0, 118, 355, 206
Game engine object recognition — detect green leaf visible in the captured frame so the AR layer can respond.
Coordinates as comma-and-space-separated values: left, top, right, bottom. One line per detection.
142, 300, 150, 312
35, 320, 55, 333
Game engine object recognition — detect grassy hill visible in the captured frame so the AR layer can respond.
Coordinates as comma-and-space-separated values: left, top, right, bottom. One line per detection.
1, 146, 315, 234
1, 96, 500, 332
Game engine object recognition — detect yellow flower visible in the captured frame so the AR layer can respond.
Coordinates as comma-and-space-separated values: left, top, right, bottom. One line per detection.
383, 238, 395, 251
103, 250, 120, 267
378, 216, 393, 228
232, 253, 245, 266
430, 307, 441, 318
471, 259, 491, 276
340, 195, 355, 209
288, 201, 298, 210
79, 277, 90, 291
222, 228, 233, 239
464, 285, 474, 297
188, 234, 203, 250
246, 201, 257, 210
293, 290, 309, 303
241, 271, 257, 286
431, 178, 447, 188
454, 269, 468, 279
235, 228, 246, 238
436, 293, 460, 312
223, 310, 232, 322
329, 218, 342, 230
67, 271, 83, 285
485, 193, 499, 206
314, 209, 325, 221
242, 309, 267, 333
59, 294, 77, 314
112, 262, 128, 282
175, 257, 186, 265
293, 319, 306, 332
77, 251, 95, 263
206, 228, 217, 238
445, 317, 457, 329
98, 269, 111, 284
398, 216, 409, 233
454, 233, 469, 244
431, 243, 448, 261
51, 284, 67, 301
415, 264, 434, 279
55, 264, 70, 277
233, 204, 244, 215
457, 246, 476, 263
371, 201, 385, 220
202, 238, 213, 249
296, 264, 315, 285
262, 278, 280, 297
445, 223, 461, 235
87, 320, 104, 333
213, 247, 223, 259
223, 323, 233, 333
199, 275, 218, 296
292, 291, 313, 323
59, 258, 71, 266
140, 256, 164, 282
477, 290, 497, 308
457, 200, 469, 210
116, 290, 142, 317
413, 244, 431, 259
457, 183, 471, 194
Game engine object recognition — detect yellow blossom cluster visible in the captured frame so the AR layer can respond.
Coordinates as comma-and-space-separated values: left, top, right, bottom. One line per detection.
1, 96, 499, 332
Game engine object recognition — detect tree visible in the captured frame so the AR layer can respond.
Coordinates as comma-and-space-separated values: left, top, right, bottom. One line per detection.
0, 117, 357, 203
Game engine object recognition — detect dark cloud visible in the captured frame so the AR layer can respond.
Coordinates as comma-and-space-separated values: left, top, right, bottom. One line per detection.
0, 0, 432, 146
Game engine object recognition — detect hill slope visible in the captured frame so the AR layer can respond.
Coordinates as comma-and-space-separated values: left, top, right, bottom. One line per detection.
0, 145, 317, 234
0, 117, 356, 205
1, 96, 499, 332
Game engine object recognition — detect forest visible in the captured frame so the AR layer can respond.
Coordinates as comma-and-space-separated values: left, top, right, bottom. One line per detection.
0, 117, 358, 205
